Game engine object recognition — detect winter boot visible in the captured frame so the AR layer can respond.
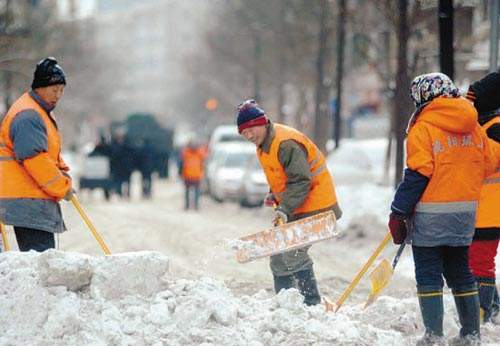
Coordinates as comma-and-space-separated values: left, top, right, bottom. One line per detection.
294, 267, 321, 306
491, 286, 500, 323
450, 285, 480, 345
273, 274, 296, 294
416, 286, 444, 346
476, 277, 496, 323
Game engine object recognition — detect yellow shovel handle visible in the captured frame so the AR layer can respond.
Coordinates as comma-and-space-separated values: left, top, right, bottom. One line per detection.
0, 223, 10, 251
334, 231, 392, 312
70, 195, 111, 255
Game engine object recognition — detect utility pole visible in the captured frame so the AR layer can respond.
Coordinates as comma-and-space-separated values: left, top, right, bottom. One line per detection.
439, 0, 454, 79
490, 0, 499, 72
333, 0, 346, 149
253, 29, 262, 103
394, 0, 410, 187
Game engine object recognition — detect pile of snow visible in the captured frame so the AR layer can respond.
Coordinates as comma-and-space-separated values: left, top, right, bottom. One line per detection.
2, 250, 499, 345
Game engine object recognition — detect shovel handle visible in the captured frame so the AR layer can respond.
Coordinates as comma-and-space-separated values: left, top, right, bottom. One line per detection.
0, 222, 10, 251
333, 231, 392, 312
392, 243, 406, 269
70, 195, 111, 255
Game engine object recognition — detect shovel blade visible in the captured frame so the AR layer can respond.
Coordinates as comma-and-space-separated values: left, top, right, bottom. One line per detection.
235, 211, 338, 263
364, 258, 393, 308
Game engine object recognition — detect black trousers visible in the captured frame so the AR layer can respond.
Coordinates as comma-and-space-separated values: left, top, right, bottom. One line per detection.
14, 226, 55, 252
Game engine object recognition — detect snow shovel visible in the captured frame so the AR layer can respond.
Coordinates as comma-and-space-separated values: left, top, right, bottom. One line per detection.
70, 195, 111, 255
235, 210, 338, 263
325, 231, 392, 312
364, 243, 406, 308
0, 222, 10, 251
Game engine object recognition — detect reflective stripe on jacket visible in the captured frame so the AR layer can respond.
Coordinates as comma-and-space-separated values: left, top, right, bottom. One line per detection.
407, 97, 497, 246
476, 116, 500, 229
257, 123, 338, 215
181, 147, 204, 181
0, 92, 71, 201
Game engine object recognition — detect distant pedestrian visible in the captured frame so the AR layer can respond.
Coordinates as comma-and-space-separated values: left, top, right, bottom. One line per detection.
179, 140, 204, 210
109, 130, 133, 199
0, 57, 73, 252
138, 139, 156, 199
388, 73, 497, 345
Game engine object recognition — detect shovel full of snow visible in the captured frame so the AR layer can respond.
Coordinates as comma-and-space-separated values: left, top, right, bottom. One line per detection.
70, 195, 111, 255
234, 210, 338, 263
0, 222, 10, 251
364, 243, 406, 308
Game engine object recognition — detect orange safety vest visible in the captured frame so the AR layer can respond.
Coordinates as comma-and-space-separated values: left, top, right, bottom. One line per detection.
181, 147, 204, 181
0, 92, 71, 201
476, 116, 500, 228
407, 97, 496, 214
257, 123, 338, 215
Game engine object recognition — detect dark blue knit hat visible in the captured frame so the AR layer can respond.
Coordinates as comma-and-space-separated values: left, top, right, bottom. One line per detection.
236, 99, 268, 133
31, 57, 66, 89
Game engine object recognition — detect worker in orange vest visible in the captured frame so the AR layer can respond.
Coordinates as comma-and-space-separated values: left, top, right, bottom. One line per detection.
179, 140, 205, 210
466, 71, 500, 323
0, 57, 73, 252
388, 73, 497, 345
237, 99, 342, 306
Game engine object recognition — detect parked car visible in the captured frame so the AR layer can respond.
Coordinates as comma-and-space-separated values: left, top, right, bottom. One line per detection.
239, 155, 268, 208
209, 142, 255, 202
208, 125, 246, 150
79, 154, 113, 200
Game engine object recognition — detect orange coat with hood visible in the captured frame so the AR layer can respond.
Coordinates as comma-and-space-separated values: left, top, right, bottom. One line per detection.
407, 97, 497, 246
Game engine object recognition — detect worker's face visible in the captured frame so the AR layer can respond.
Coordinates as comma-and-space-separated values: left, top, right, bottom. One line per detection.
241, 125, 267, 147
35, 84, 65, 107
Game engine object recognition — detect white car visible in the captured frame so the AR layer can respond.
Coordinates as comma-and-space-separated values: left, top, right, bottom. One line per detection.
239, 155, 268, 207
209, 142, 256, 202
208, 124, 246, 149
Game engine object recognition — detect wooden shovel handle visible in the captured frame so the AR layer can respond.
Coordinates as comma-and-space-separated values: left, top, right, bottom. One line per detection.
0, 222, 10, 251
70, 195, 111, 255
333, 231, 392, 312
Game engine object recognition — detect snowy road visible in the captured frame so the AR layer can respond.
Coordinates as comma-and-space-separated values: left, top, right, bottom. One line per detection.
56, 175, 414, 303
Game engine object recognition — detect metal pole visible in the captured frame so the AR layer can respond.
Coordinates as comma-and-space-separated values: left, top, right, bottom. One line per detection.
439, 0, 454, 80
490, 0, 499, 72
333, 0, 346, 148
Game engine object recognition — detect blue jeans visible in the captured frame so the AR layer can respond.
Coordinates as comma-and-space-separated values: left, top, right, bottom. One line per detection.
412, 245, 476, 290
184, 181, 200, 210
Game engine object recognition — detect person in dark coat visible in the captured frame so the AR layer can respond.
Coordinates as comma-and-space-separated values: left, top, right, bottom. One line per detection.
138, 139, 156, 199
109, 131, 133, 199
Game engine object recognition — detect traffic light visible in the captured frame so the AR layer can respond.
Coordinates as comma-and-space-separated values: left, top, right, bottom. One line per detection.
205, 98, 218, 111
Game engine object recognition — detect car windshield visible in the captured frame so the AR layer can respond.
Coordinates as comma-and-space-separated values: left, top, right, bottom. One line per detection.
224, 152, 252, 168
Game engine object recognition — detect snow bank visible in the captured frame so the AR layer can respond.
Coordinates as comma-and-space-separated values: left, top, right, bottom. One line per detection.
1, 250, 499, 345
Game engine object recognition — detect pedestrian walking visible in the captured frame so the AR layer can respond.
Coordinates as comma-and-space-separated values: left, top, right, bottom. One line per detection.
237, 99, 342, 306
179, 140, 204, 210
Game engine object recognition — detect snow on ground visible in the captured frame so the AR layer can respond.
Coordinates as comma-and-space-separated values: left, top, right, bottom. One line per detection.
1, 139, 499, 344
1, 250, 498, 345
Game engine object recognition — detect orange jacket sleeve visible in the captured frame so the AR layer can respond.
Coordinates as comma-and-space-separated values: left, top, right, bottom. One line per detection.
23, 152, 72, 200
481, 129, 499, 177
406, 124, 434, 178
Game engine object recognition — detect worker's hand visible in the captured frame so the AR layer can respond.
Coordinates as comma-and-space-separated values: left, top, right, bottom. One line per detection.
63, 188, 76, 201
273, 208, 288, 226
388, 212, 408, 244
264, 192, 276, 207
